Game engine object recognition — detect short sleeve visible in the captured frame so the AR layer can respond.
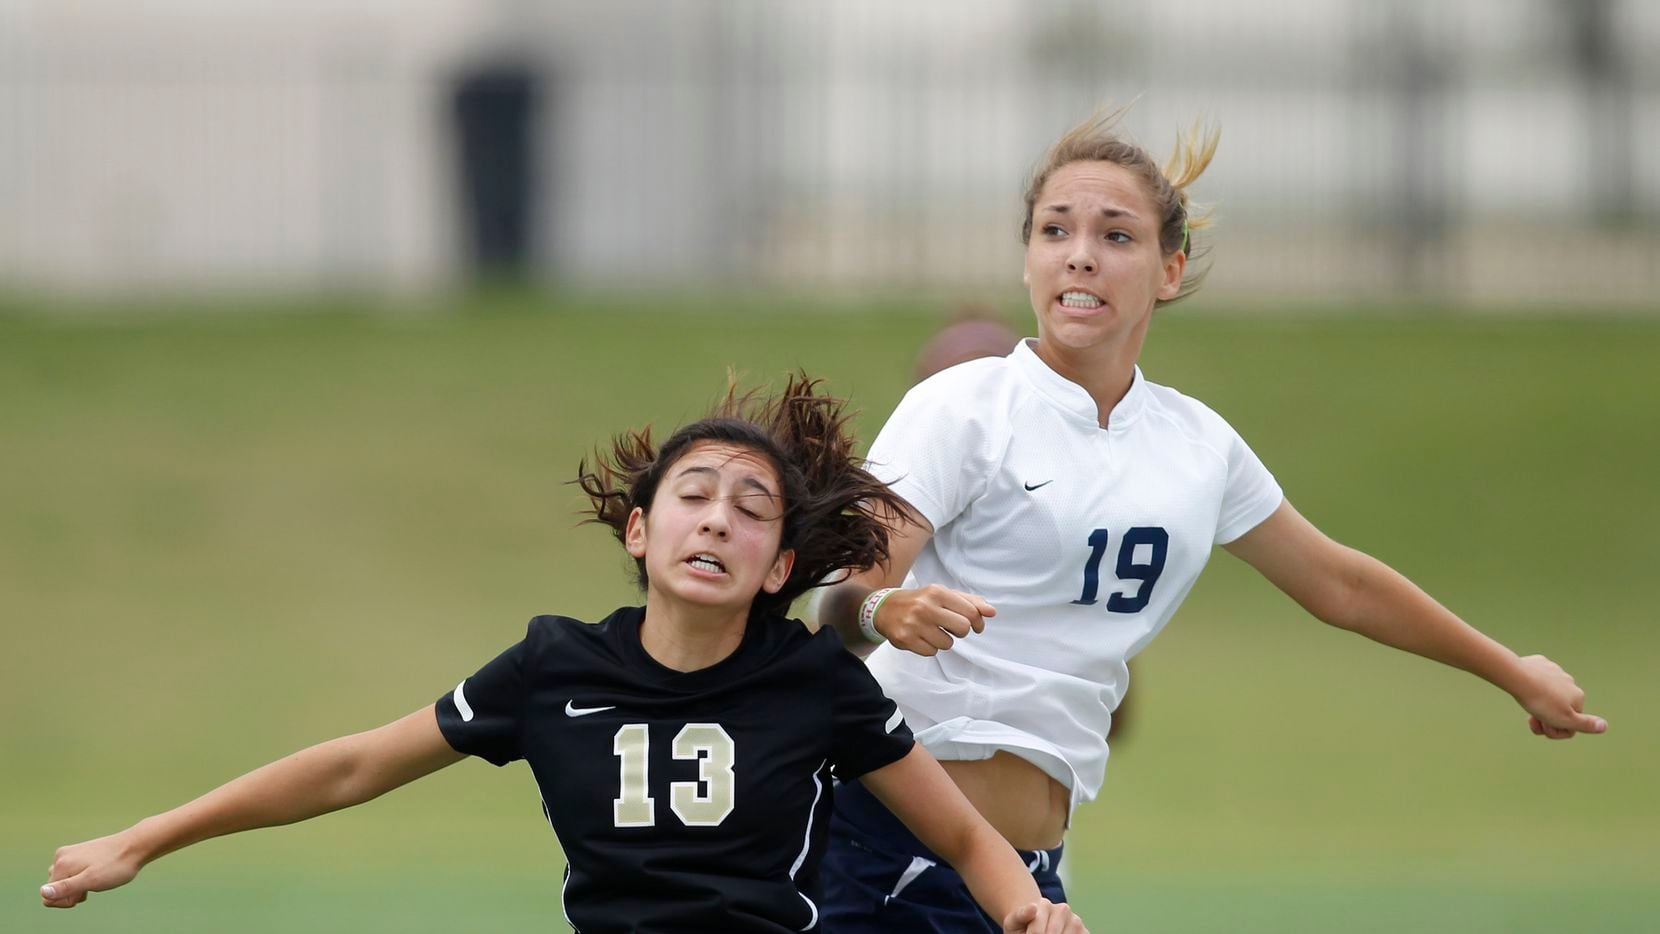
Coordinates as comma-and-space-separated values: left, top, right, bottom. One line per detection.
828, 647, 914, 781
435, 626, 532, 767
1213, 427, 1284, 545
864, 373, 1002, 532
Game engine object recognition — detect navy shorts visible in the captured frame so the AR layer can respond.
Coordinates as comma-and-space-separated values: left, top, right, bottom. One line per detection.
819, 778, 1066, 933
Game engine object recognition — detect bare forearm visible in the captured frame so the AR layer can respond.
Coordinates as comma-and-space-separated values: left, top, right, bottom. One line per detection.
864, 748, 1040, 923
1327, 551, 1526, 696
946, 823, 1042, 923
127, 732, 382, 866
820, 578, 879, 652
1228, 503, 1603, 739
44, 707, 462, 909
127, 707, 460, 868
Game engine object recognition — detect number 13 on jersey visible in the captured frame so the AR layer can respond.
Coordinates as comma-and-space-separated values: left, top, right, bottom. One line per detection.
612, 723, 736, 829
1072, 526, 1168, 612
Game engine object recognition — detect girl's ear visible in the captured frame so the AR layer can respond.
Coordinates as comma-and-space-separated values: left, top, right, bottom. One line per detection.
760, 548, 796, 595
1157, 248, 1186, 301
624, 507, 648, 558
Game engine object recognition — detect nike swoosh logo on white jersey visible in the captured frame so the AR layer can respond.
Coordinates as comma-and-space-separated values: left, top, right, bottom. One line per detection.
565, 700, 617, 718
452, 681, 475, 722
1023, 480, 1053, 491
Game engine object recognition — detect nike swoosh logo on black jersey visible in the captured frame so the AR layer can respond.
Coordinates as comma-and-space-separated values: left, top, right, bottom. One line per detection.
452, 681, 475, 722
565, 701, 617, 718
1023, 480, 1053, 491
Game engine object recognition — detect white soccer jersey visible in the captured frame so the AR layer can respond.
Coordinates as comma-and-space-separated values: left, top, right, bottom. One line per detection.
863, 338, 1283, 806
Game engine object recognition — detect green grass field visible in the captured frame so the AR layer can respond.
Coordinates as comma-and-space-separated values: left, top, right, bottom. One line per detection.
3, 294, 1657, 932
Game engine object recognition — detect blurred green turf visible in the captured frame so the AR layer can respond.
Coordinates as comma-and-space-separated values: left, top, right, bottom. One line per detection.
3, 295, 1657, 932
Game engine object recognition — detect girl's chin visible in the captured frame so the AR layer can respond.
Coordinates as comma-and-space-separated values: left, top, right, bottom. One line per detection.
1042, 321, 1114, 348
659, 579, 753, 610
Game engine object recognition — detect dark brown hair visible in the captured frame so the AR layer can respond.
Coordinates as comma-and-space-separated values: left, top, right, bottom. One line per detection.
576, 371, 917, 617
1021, 107, 1220, 305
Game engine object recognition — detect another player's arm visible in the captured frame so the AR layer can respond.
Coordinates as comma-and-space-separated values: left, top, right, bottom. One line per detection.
819, 508, 997, 657
862, 746, 1086, 934
42, 705, 463, 909
1224, 500, 1607, 738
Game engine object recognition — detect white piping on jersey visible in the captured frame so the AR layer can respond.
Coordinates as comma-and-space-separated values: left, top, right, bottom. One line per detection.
884, 706, 904, 733
883, 856, 937, 906
789, 760, 828, 931
451, 680, 474, 722
547, 799, 576, 931
560, 863, 577, 933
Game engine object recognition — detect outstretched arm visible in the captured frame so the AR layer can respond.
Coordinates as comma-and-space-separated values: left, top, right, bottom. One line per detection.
42, 705, 463, 909
1224, 500, 1607, 738
861, 746, 1086, 934
818, 509, 997, 657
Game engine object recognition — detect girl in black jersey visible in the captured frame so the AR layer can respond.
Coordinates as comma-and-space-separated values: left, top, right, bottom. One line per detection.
41, 374, 1086, 934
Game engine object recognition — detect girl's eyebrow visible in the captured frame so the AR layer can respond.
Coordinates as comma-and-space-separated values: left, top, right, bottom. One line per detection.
1044, 203, 1138, 220
675, 465, 779, 501
735, 477, 780, 501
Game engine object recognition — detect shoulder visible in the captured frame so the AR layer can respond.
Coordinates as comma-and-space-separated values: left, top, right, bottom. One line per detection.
800, 623, 884, 687
882, 355, 1031, 446
521, 608, 630, 663
1139, 377, 1250, 457
753, 613, 864, 676
750, 611, 823, 660
901, 355, 1026, 411
527, 612, 598, 642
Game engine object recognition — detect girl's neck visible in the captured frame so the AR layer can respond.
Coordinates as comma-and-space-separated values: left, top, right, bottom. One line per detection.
1032, 329, 1144, 427
639, 594, 750, 672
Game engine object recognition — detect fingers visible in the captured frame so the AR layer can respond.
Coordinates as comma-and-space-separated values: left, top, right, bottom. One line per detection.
40, 877, 88, 909
1002, 902, 1037, 932
1516, 654, 1606, 739
879, 586, 998, 656
1572, 712, 1608, 734
1004, 899, 1085, 934
924, 587, 988, 638
918, 623, 955, 653
1528, 713, 1600, 740
1538, 714, 1606, 740
1036, 903, 1085, 934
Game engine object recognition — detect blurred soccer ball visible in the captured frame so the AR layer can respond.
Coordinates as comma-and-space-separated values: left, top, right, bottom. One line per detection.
912, 318, 1021, 381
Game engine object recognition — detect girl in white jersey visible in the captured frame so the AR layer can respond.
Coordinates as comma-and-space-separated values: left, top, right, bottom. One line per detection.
816, 111, 1607, 932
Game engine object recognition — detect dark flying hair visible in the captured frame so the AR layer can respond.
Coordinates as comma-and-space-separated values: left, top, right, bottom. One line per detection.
575, 371, 918, 617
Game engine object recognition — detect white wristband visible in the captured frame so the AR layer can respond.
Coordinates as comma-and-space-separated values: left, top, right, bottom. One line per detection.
858, 588, 898, 644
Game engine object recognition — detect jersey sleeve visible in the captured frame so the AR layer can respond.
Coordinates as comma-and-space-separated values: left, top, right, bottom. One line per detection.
1213, 426, 1284, 545
827, 644, 914, 781
864, 373, 1002, 532
434, 623, 535, 767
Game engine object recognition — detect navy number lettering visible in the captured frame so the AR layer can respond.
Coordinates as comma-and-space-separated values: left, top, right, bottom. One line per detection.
1105, 526, 1168, 613
1071, 528, 1112, 605
1072, 526, 1169, 613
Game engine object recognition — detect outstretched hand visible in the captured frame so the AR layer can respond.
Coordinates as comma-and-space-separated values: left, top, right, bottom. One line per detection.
876, 584, 996, 656
41, 831, 144, 909
1514, 654, 1606, 739
1003, 898, 1087, 933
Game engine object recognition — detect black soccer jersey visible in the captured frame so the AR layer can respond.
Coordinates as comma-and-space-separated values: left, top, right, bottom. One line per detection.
434, 606, 914, 933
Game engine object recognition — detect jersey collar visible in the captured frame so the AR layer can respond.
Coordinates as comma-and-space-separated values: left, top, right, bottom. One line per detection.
610, 604, 774, 691
1010, 338, 1147, 430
